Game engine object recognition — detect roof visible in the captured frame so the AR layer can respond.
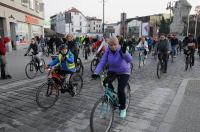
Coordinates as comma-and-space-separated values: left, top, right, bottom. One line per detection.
66, 7, 81, 13
50, 14, 57, 18
86, 16, 102, 21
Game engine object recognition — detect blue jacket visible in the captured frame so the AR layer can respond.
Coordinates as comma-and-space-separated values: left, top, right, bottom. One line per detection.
48, 50, 76, 72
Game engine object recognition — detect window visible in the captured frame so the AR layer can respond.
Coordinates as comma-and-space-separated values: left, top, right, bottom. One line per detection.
72, 28, 74, 32
39, 3, 44, 12
94, 22, 95, 25
29, 0, 34, 10
96, 30, 98, 33
94, 27, 95, 30
35, 1, 40, 12
88, 25, 90, 27
21, 0, 29, 7
80, 22, 82, 26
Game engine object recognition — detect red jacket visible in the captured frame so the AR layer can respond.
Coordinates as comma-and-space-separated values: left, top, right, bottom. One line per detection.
0, 37, 10, 55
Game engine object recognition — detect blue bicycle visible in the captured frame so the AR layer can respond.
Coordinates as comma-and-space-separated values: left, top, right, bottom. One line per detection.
90, 75, 131, 132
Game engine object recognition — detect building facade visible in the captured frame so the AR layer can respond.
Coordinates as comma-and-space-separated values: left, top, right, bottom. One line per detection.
50, 7, 102, 36
87, 17, 102, 34
0, 0, 44, 50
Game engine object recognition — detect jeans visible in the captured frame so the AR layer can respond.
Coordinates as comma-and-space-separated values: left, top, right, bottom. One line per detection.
171, 45, 176, 56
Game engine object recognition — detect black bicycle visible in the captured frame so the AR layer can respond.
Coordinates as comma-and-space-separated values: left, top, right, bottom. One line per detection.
185, 50, 193, 71
157, 54, 166, 79
25, 54, 45, 79
36, 67, 83, 109
75, 58, 84, 76
90, 56, 100, 72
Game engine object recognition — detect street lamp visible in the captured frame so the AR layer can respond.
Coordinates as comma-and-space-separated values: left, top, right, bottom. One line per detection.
194, 6, 200, 39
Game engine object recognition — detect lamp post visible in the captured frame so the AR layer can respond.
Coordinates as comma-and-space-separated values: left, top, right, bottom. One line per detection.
102, 0, 105, 35
194, 6, 200, 39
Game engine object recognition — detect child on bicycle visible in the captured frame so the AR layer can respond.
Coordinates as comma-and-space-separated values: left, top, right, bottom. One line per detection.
92, 36, 132, 118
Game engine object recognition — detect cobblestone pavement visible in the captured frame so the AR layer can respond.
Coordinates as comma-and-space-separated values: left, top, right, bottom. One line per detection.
0, 52, 200, 132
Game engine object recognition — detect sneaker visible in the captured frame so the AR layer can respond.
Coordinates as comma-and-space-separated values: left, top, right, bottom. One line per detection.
119, 109, 127, 118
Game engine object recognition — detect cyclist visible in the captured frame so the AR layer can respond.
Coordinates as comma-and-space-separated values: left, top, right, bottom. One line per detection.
92, 37, 108, 58
92, 36, 132, 118
24, 38, 42, 67
66, 34, 79, 63
155, 33, 171, 73
170, 34, 178, 57
183, 34, 197, 66
136, 36, 149, 58
47, 45, 76, 95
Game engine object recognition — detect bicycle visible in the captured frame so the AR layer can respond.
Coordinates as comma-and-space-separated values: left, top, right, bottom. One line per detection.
138, 50, 145, 68
75, 57, 84, 76
25, 54, 45, 79
185, 50, 193, 71
90, 74, 131, 132
90, 56, 100, 73
157, 54, 166, 79
36, 67, 83, 109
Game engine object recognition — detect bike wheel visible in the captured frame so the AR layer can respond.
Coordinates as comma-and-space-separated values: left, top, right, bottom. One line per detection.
39, 59, 46, 73
76, 58, 84, 76
25, 63, 37, 79
125, 83, 131, 110
90, 97, 114, 132
138, 54, 141, 68
36, 82, 59, 109
69, 73, 83, 95
90, 59, 98, 72
130, 63, 133, 74
157, 62, 161, 79
185, 56, 189, 71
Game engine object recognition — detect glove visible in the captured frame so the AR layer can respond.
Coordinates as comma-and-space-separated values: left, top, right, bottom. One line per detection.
121, 43, 127, 54
24, 54, 27, 56
91, 74, 99, 79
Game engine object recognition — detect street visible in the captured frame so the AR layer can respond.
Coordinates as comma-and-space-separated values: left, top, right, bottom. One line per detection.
1, 50, 200, 132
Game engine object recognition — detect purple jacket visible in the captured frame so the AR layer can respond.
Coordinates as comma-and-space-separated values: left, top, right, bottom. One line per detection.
95, 46, 133, 75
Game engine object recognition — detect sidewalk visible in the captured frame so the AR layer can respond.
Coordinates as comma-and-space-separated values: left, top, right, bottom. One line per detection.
158, 79, 200, 132
0, 48, 93, 85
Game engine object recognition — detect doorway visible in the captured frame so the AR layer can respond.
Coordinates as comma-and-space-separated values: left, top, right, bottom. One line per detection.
10, 22, 16, 50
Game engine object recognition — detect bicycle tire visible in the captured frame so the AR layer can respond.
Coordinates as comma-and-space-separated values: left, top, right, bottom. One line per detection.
76, 58, 84, 76
69, 73, 83, 95
157, 61, 161, 79
185, 56, 189, 71
125, 83, 131, 110
39, 59, 46, 73
138, 53, 141, 68
25, 62, 37, 79
90, 58, 98, 72
36, 82, 59, 109
90, 97, 114, 132
189, 54, 193, 68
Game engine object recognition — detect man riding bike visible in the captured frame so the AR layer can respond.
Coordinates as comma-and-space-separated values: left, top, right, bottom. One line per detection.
47, 45, 76, 95
24, 38, 42, 67
155, 33, 171, 73
183, 34, 197, 66
92, 36, 132, 118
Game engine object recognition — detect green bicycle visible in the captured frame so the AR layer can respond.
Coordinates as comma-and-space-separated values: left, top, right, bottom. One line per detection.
90, 74, 131, 132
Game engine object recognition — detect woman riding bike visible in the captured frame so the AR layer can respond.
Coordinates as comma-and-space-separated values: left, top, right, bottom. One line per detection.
92, 36, 132, 118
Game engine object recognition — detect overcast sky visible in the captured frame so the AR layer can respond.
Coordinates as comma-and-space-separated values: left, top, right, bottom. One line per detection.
43, 0, 200, 23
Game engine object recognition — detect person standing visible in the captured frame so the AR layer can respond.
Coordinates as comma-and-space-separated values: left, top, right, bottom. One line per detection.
0, 35, 12, 79
170, 34, 179, 57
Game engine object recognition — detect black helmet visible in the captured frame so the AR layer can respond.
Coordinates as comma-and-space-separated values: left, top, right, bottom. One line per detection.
59, 44, 67, 51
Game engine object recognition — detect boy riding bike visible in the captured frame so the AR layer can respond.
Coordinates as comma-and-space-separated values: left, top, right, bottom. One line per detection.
47, 45, 76, 95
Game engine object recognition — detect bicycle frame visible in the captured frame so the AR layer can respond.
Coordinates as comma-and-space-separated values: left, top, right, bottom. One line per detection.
103, 87, 118, 106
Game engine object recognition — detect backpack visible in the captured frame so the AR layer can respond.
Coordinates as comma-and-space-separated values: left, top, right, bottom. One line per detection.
107, 47, 123, 60
158, 40, 168, 52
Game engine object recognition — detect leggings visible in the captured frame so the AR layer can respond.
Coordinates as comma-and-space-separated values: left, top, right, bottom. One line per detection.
104, 72, 130, 110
